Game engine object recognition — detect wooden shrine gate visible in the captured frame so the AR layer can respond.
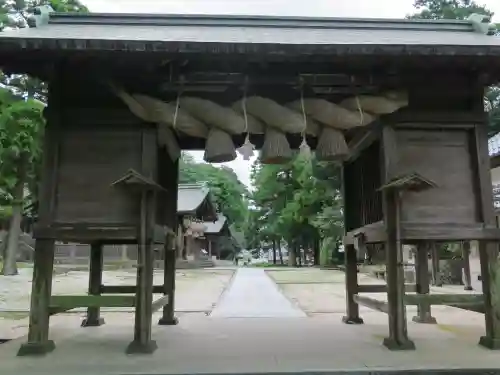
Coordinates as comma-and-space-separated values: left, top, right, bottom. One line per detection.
0, 8, 499, 356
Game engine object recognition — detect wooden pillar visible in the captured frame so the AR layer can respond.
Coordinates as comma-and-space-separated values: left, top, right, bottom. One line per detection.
383, 190, 415, 350
380, 125, 414, 350
473, 120, 500, 349
207, 238, 212, 258
18, 83, 60, 356
462, 241, 473, 291
82, 242, 105, 327
126, 190, 156, 354
342, 244, 363, 324
17, 239, 56, 356
430, 242, 442, 287
159, 158, 179, 326
158, 233, 178, 326
412, 242, 436, 324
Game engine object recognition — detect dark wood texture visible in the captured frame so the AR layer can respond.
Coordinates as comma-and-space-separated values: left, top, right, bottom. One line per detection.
353, 295, 389, 314
381, 125, 415, 351
17, 239, 56, 356
462, 241, 473, 291
55, 122, 145, 225
342, 245, 363, 325
159, 156, 179, 326
357, 284, 417, 293
82, 242, 105, 327
101, 285, 165, 294
395, 129, 475, 224
412, 243, 436, 324
472, 121, 500, 350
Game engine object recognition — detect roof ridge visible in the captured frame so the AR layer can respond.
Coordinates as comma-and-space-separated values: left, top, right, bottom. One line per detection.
39, 11, 486, 33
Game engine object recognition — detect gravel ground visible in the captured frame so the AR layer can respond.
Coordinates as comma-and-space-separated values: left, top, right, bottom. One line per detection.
0, 267, 234, 338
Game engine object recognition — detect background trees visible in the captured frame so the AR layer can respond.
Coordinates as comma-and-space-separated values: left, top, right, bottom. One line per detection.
246, 154, 343, 267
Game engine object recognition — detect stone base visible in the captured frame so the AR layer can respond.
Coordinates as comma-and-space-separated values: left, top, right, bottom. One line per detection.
412, 315, 437, 324
158, 316, 179, 326
81, 317, 105, 327
17, 340, 56, 356
125, 340, 158, 355
342, 316, 364, 325
382, 337, 416, 351
479, 336, 500, 350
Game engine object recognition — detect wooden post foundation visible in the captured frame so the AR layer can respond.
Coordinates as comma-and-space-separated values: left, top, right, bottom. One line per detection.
18, 239, 56, 356
383, 190, 415, 350
342, 244, 363, 324
462, 241, 473, 291
412, 242, 436, 324
158, 234, 178, 325
126, 191, 156, 354
82, 242, 105, 327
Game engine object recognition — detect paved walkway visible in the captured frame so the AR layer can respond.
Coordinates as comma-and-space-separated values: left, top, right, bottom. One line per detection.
210, 268, 306, 318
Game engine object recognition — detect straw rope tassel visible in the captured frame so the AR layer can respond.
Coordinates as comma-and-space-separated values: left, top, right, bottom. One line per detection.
237, 79, 255, 160
299, 81, 311, 157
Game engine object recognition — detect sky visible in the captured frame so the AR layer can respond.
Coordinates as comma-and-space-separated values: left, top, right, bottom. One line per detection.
81, 0, 500, 188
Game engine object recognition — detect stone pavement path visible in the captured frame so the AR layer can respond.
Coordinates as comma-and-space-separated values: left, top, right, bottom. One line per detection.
210, 268, 306, 318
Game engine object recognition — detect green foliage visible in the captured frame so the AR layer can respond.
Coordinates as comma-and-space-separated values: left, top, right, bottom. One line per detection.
179, 152, 249, 232
0, 88, 44, 206
247, 153, 343, 261
409, 0, 493, 19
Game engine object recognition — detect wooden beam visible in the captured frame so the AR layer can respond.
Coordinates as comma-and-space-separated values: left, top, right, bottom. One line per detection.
345, 122, 382, 162
358, 284, 416, 293
343, 221, 386, 245
33, 224, 167, 244
151, 295, 170, 313
404, 293, 484, 306
101, 285, 165, 294
353, 295, 389, 314
346, 222, 500, 243
50, 295, 136, 309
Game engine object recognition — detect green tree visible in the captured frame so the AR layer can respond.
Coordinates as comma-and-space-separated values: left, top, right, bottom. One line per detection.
409, 0, 493, 19
0, 89, 44, 274
249, 153, 343, 267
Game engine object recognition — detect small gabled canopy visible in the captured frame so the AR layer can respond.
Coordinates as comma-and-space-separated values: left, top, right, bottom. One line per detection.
203, 214, 230, 236
177, 183, 217, 221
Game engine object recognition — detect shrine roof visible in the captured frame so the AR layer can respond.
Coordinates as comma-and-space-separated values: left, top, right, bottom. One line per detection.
177, 183, 212, 215
203, 214, 228, 235
0, 11, 499, 56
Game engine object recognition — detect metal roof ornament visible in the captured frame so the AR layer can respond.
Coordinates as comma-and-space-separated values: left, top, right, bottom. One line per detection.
468, 13, 496, 35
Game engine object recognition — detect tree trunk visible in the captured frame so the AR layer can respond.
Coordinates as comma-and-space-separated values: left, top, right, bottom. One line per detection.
302, 240, 308, 266
288, 242, 297, 267
272, 239, 277, 264
313, 234, 320, 266
278, 240, 284, 265
2, 158, 26, 276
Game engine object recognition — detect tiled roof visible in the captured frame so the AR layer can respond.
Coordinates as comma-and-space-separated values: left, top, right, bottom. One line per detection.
0, 11, 498, 55
203, 214, 228, 234
177, 183, 210, 214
